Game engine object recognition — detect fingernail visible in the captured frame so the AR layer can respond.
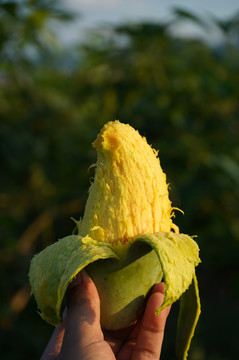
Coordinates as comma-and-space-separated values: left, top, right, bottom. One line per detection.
68, 272, 82, 289
81, 269, 90, 282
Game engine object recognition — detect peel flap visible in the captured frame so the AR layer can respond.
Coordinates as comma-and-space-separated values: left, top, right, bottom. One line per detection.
28, 235, 119, 326
176, 274, 201, 360
134, 232, 200, 313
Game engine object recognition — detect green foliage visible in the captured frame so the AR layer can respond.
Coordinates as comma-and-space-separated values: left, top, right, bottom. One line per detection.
0, 0, 76, 64
1, 2, 239, 359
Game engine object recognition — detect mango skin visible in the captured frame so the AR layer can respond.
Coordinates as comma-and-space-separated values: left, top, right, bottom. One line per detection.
87, 241, 163, 330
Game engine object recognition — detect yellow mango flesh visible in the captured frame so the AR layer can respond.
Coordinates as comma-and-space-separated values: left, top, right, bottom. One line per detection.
78, 120, 176, 243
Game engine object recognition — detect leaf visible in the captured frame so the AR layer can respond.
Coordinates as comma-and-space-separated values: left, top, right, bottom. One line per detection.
173, 7, 207, 29
0, 1, 18, 17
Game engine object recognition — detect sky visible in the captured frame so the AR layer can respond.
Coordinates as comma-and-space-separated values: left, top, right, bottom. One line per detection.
60, 0, 239, 43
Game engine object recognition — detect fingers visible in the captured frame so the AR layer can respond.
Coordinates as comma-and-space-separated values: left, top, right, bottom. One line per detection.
66, 269, 102, 341
132, 283, 171, 360
117, 283, 170, 360
103, 325, 134, 355
40, 322, 65, 360
59, 270, 115, 360
116, 319, 141, 360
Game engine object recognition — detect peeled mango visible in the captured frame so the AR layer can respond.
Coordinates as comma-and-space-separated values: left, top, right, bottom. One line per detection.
29, 121, 201, 360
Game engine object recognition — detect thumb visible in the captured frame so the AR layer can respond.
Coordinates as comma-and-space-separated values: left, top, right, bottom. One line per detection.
66, 269, 101, 320
59, 270, 104, 359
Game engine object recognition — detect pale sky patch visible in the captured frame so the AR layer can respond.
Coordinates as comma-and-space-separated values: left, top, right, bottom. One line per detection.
59, 0, 239, 44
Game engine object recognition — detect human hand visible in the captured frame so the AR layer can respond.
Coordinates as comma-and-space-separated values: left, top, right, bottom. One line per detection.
41, 270, 171, 360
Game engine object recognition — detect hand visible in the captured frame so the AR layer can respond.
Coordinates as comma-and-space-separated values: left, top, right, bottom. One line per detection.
41, 270, 171, 360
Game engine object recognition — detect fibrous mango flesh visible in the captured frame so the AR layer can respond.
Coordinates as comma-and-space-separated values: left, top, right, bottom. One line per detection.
29, 120, 201, 360
78, 120, 176, 242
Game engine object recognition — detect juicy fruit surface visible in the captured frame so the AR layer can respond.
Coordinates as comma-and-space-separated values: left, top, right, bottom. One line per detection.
78, 121, 176, 243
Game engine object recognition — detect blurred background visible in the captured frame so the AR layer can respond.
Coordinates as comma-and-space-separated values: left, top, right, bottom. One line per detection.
1, 0, 239, 359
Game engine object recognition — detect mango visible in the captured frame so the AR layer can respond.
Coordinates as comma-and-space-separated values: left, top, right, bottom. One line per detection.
29, 121, 201, 360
